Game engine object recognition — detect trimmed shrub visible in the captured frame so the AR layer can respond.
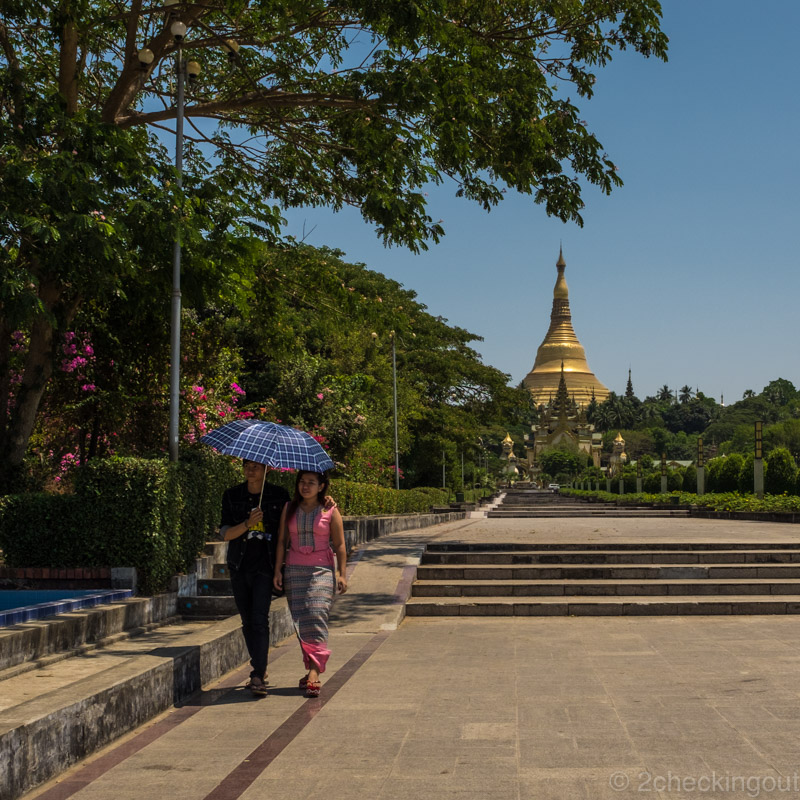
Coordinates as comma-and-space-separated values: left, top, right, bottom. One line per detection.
717, 454, 745, 493
738, 453, 755, 494
642, 472, 662, 493
765, 448, 798, 495
71, 458, 181, 593
705, 457, 723, 493
667, 467, 685, 492
332, 481, 449, 515
0, 493, 87, 566
682, 465, 697, 493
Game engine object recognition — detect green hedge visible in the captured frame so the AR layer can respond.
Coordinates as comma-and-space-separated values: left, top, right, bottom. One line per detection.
333, 482, 449, 515
0, 454, 451, 594
561, 488, 800, 513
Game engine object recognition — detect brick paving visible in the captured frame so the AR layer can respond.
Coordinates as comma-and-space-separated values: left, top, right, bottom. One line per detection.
21, 516, 800, 800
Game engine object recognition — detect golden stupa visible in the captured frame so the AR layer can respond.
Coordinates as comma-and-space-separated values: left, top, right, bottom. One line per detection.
523, 249, 609, 406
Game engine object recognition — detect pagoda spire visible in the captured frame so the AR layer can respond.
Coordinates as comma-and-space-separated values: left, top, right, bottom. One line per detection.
522, 249, 609, 405
626, 369, 634, 399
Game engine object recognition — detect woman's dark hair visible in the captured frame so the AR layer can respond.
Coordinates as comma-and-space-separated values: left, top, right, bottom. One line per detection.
286, 470, 329, 520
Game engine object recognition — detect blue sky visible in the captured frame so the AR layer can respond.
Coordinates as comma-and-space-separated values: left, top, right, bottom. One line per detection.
281, 1, 800, 404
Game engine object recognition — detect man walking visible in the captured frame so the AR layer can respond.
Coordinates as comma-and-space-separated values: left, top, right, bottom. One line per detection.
220, 460, 289, 697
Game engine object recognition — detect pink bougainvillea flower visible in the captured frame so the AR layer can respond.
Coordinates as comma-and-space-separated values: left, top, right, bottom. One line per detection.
317, 393, 324, 400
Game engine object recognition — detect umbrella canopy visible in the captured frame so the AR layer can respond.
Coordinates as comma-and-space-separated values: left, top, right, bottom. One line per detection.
201, 420, 335, 473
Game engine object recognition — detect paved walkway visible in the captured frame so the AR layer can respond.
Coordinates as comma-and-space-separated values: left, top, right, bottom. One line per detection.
23, 517, 800, 800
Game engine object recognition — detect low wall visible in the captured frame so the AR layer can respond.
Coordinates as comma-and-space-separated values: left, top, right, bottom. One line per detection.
341, 511, 465, 551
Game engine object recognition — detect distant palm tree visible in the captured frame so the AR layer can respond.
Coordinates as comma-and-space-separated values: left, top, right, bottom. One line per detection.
657, 385, 673, 403
593, 404, 612, 431
742, 389, 756, 399
637, 403, 661, 425
679, 385, 693, 404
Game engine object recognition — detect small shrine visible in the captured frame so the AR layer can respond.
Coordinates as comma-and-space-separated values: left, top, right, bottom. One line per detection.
526, 363, 602, 478
608, 432, 627, 477
500, 432, 520, 478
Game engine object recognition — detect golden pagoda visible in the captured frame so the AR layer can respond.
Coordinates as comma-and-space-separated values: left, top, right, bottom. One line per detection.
523, 249, 609, 406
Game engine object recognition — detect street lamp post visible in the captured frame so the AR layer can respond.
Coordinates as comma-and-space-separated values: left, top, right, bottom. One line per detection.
390, 331, 400, 489
153, 18, 202, 462
167, 18, 187, 462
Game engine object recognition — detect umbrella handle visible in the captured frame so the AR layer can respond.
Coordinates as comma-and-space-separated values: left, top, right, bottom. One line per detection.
259, 467, 267, 507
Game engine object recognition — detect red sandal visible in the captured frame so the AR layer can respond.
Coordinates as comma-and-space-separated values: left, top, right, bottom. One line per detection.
305, 680, 321, 698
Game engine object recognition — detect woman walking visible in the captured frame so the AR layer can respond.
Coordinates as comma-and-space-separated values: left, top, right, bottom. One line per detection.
274, 471, 347, 697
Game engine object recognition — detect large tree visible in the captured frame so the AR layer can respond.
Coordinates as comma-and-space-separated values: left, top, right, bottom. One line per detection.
0, 0, 667, 487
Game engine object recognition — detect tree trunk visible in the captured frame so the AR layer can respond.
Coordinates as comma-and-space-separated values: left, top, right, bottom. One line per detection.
5, 309, 58, 468
59, 19, 79, 115
0, 277, 80, 491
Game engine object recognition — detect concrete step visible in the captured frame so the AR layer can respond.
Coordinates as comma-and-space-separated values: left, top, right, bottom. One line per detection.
0, 595, 178, 674
195, 577, 233, 596
420, 549, 800, 565
178, 595, 238, 619
212, 563, 233, 579
412, 578, 800, 597
203, 541, 228, 562
416, 564, 800, 580
404, 595, 800, 616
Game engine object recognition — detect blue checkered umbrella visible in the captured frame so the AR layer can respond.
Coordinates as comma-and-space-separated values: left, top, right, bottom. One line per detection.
201, 420, 334, 472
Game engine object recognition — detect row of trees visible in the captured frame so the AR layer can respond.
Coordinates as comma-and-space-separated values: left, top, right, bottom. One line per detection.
579, 379, 800, 461
558, 448, 800, 498
528, 379, 800, 493
9, 243, 528, 490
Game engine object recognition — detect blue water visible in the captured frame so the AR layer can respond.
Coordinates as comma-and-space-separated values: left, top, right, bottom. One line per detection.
0, 590, 101, 611
0, 588, 133, 627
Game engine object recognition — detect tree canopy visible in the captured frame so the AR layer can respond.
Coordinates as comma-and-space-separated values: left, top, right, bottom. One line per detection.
0, 0, 668, 488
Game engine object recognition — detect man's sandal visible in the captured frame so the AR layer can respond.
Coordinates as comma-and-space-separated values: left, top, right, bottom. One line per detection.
298, 674, 309, 690
247, 677, 268, 697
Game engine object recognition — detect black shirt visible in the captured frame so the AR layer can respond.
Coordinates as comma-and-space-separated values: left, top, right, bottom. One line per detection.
220, 481, 290, 572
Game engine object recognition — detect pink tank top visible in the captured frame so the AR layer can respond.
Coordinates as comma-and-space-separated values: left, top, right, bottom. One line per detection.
285, 505, 335, 568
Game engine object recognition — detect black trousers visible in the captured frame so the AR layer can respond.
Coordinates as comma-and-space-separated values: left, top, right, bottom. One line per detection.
230, 568, 273, 680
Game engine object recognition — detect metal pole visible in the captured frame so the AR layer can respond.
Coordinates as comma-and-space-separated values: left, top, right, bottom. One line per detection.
168, 46, 184, 462
461, 450, 464, 492
391, 332, 399, 490
442, 449, 446, 489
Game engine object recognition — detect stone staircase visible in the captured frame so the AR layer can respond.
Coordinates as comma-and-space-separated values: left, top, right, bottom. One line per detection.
487, 488, 689, 518
178, 561, 238, 620
405, 543, 800, 616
